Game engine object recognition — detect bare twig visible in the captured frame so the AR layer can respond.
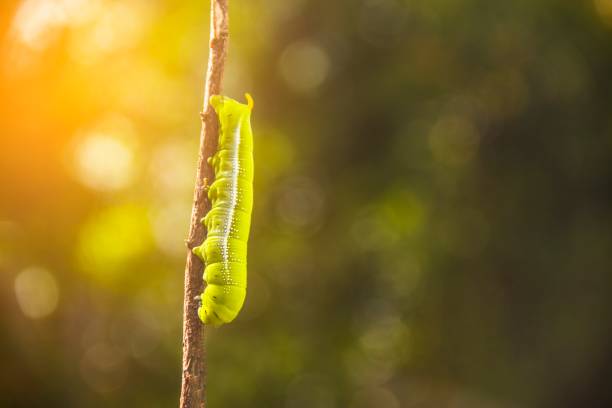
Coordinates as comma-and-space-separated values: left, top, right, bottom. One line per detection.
180, 1, 229, 407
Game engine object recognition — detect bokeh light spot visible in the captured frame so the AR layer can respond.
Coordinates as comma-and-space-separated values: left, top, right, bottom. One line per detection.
73, 132, 135, 192
351, 207, 400, 251
68, 1, 152, 64
11, 0, 67, 50
359, 315, 410, 361
106, 307, 162, 361
149, 142, 195, 196
428, 115, 480, 166
276, 176, 325, 231
381, 189, 427, 237
14, 266, 59, 319
344, 346, 396, 386
10, 0, 108, 51
279, 40, 330, 93
80, 342, 127, 394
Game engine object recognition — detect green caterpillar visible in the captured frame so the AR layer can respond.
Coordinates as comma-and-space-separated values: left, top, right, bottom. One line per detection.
193, 94, 254, 327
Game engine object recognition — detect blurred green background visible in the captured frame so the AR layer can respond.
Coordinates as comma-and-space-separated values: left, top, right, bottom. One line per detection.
1, 0, 612, 407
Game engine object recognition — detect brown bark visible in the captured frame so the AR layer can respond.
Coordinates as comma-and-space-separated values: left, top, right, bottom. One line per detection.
180, 1, 229, 407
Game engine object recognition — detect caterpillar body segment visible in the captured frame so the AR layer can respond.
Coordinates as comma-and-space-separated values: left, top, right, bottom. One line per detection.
210, 151, 254, 182
204, 206, 252, 241
207, 177, 253, 213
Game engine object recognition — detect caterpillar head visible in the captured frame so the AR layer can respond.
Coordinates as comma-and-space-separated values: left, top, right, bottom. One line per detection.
210, 93, 253, 115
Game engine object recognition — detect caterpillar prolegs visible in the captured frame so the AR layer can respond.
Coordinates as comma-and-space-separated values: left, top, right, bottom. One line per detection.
193, 94, 254, 327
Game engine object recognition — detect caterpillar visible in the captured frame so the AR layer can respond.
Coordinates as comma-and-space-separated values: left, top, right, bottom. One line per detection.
193, 93, 254, 327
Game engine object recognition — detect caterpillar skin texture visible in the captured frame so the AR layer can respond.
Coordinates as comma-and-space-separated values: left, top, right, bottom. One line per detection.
193, 94, 254, 327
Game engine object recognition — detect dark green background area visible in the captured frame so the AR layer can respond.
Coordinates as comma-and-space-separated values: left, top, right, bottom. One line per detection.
1, 1, 612, 407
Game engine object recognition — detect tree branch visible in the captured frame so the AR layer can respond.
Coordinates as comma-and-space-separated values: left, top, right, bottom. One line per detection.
180, 1, 229, 407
